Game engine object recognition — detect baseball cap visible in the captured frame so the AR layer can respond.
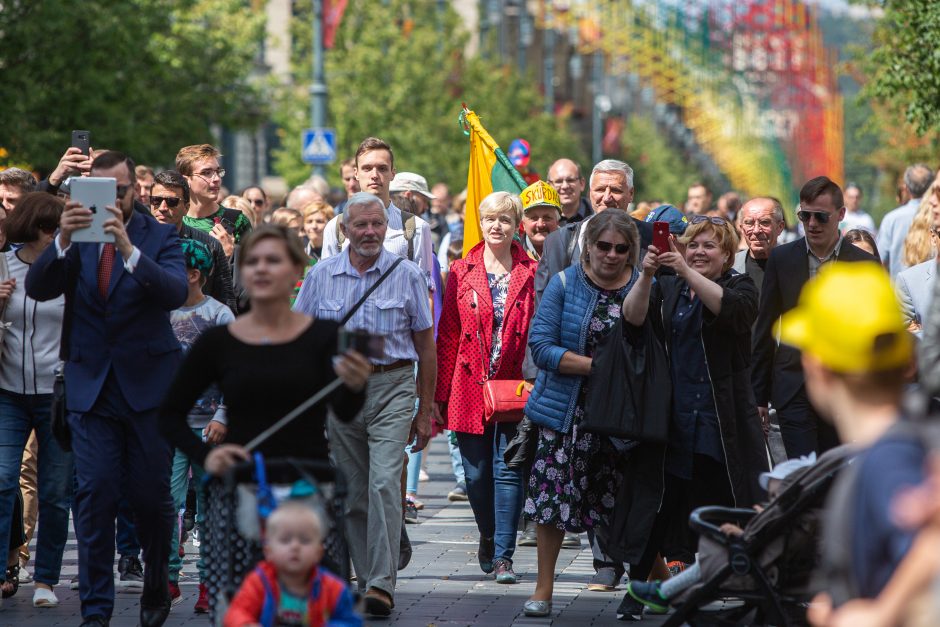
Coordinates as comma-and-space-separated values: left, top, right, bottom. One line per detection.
180, 239, 214, 275
645, 204, 688, 234
389, 172, 435, 199
759, 453, 816, 491
520, 180, 561, 214
507, 139, 531, 168
776, 262, 912, 373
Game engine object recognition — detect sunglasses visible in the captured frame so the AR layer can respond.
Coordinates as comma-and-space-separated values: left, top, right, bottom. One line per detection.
150, 196, 182, 208
797, 209, 831, 224
250, 198, 264, 207
689, 215, 728, 226
594, 240, 630, 254
116, 184, 132, 198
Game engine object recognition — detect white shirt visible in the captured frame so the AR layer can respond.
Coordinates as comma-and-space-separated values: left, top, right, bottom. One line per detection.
321, 202, 435, 290
840, 210, 877, 235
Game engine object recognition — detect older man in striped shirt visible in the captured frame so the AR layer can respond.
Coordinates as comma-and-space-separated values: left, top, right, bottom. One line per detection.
293, 192, 436, 618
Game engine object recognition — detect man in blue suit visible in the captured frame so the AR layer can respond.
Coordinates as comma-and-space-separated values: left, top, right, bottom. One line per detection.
26, 151, 187, 627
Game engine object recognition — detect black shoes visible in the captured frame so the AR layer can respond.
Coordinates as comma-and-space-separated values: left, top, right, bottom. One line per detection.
139, 597, 171, 627
117, 555, 144, 589
79, 616, 109, 627
478, 536, 495, 574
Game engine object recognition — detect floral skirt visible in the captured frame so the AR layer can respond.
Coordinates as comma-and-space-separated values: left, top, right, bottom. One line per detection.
523, 410, 622, 532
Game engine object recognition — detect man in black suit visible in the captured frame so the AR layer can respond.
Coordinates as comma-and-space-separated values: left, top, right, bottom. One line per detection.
752, 176, 877, 458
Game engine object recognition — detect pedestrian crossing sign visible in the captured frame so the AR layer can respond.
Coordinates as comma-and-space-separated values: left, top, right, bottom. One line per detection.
301, 128, 337, 164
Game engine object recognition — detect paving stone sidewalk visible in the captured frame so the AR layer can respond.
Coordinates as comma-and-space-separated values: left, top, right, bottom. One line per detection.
6, 437, 669, 626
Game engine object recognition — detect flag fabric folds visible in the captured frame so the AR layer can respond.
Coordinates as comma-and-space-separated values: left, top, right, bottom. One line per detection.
460, 107, 527, 256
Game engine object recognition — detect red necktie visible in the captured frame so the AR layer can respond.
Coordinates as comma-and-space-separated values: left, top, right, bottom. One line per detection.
97, 243, 116, 299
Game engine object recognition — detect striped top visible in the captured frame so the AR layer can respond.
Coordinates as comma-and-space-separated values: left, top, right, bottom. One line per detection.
293, 248, 433, 364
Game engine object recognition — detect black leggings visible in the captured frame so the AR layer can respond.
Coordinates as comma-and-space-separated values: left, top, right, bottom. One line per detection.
631, 454, 734, 581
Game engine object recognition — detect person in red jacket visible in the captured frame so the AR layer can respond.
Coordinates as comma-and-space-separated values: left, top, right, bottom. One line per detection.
224, 502, 360, 627
433, 191, 538, 585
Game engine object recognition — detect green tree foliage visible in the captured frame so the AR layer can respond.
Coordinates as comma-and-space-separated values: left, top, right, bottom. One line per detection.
862, 0, 940, 136
0, 0, 266, 171
272, 0, 585, 190
620, 115, 700, 207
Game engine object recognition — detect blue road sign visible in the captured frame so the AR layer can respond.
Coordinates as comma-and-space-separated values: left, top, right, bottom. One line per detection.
301, 128, 337, 165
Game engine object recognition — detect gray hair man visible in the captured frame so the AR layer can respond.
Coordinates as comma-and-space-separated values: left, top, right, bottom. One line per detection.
293, 192, 435, 618
877, 163, 935, 277
0, 167, 38, 211
733, 197, 786, 301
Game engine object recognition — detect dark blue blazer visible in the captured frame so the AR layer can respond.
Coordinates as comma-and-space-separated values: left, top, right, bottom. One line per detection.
26, 211, 188, 413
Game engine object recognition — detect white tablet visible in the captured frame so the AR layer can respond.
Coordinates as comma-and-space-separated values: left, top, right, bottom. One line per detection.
70, 177, 116, 243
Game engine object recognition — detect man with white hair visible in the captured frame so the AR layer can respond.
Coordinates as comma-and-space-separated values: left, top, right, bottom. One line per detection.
878, 163, 935, 277
293, 192, 435, 618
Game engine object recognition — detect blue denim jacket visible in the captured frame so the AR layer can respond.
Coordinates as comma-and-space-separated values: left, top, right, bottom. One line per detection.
525, 263, 637, 433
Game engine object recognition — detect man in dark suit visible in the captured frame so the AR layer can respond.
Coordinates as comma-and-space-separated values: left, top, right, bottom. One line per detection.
27, 151, 187, 627
752, 176, 877, 458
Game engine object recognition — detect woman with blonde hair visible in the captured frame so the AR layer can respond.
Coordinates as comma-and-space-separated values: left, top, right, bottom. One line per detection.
221, 195, 258, 227
903, 184, 940, 268
300, 201, 334, 261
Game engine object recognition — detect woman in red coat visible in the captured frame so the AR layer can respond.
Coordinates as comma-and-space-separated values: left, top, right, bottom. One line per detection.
434, 191, 537, 585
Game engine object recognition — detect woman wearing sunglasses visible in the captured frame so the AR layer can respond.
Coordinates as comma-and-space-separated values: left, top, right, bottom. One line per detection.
0, 192, 72, 607
522, 210, 641, 617
621, 214, 768, 605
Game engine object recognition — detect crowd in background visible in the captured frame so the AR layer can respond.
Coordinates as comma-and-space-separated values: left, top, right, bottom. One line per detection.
0, 135, 938, 627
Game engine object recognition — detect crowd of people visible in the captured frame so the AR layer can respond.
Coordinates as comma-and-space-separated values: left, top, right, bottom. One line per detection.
0, 134, 938, 627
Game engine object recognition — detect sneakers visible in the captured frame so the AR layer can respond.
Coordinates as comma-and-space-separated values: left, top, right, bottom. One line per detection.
615, 594, 645, 621
419, 469, 430, 482
406, 494, 425, 510
518, 526, 537, 547
192, 525, 201, 549
561, 532, 582, 549
447, 483, 469, 502
478, 536, 495, 574
194, 583, 209, 613
404, 501, 419, 524
626, 581, 668, 613
587, 566, 622, 591
32, 586, 59, 608
69, 575, 80, 590
168, 582, 182, 606
492, 558, 517, 584
19, 566, 32, 584
117, 555, 144, 589
523, 600, 552, 617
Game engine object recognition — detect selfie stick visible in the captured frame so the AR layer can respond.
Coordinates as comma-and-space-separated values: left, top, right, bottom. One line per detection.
244, 378, 343, 452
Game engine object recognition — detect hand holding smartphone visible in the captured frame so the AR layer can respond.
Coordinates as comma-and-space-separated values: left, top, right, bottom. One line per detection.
651, 221, 671, 253
71, 130, 91, 157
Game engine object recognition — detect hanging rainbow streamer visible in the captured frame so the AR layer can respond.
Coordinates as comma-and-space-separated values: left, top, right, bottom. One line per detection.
537, 0, 843, 214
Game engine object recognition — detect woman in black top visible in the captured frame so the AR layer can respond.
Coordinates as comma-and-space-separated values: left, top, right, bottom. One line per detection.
160, 225, 371, 475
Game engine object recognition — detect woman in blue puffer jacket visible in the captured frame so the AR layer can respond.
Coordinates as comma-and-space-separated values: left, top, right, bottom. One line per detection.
521, 211, 640, 617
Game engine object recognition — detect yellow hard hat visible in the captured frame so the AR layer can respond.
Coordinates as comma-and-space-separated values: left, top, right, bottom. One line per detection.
520, 180, 561, 213
776, 262, 912, 373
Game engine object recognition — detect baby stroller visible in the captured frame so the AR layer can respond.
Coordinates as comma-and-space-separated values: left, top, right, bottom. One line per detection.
203, 455, 350, 625
661, 445, 855, 627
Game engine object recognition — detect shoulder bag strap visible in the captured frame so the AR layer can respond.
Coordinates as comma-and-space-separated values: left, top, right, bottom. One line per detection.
400, 210, 417, 261
339, 256, 405, 326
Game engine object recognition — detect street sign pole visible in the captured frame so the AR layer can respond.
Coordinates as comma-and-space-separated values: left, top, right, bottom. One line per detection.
310, 0, 327, 177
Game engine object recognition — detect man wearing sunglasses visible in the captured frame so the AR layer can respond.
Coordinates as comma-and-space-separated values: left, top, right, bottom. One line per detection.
149, 170, 236, 313
752, 176, 876, 460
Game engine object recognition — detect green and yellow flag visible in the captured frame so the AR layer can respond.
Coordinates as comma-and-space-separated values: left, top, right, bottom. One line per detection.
460, 106, 528, 256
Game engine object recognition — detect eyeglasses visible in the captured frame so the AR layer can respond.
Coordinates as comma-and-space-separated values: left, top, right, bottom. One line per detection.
689, 215, 729, 226
741, 218, 776, 230
594, 240, 630, 255
116, 184, 131, 198
150, 196, 182, 208
796, 209, 832, 224
193, 168, 225, 181
549, 177, 581, 187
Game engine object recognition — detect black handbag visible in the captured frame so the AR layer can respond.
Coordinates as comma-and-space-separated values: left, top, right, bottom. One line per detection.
582, 315, 671, 443
50, 367, 70, 452
503, 416, 538, 470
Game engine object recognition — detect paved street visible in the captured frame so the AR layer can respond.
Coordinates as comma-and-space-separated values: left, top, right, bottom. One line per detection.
6, 437, 670, 626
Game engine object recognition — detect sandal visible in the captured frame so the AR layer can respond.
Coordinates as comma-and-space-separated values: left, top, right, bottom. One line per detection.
2, 564, 19, 599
